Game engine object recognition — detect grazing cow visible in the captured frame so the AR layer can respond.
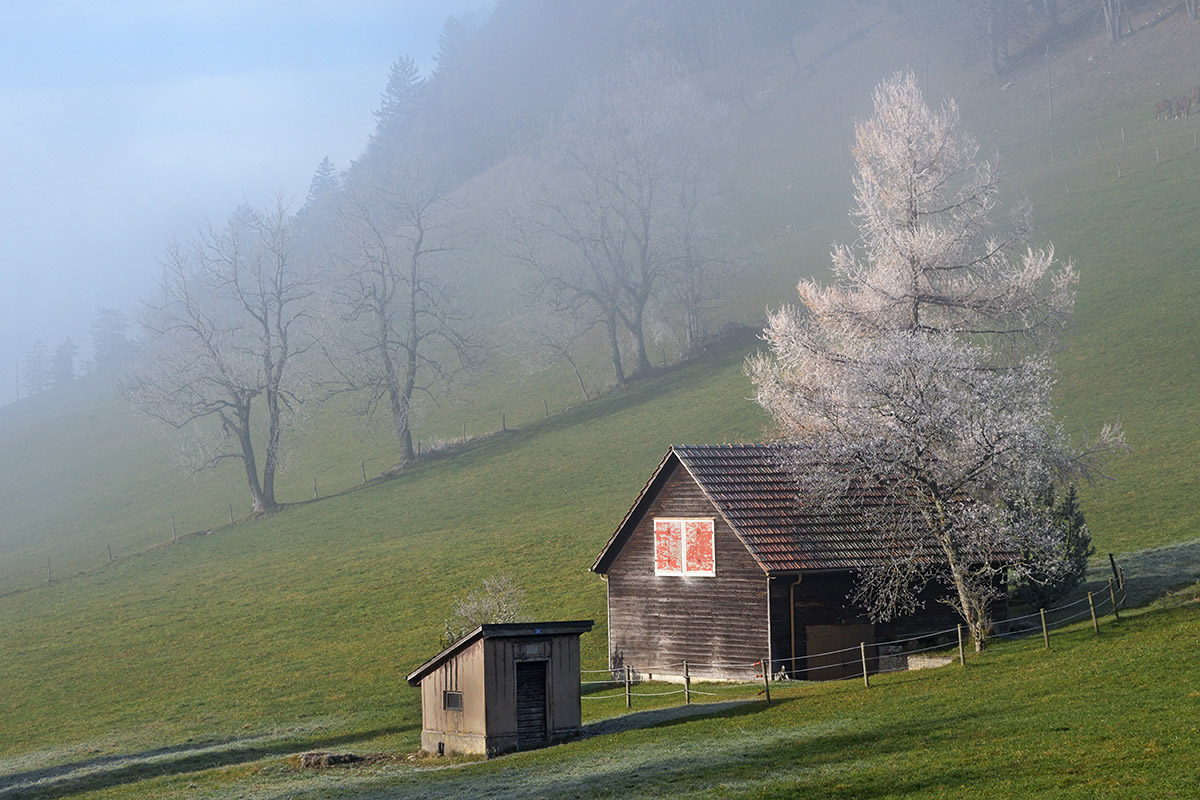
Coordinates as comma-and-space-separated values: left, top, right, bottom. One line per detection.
1156, 99, 1173, 120
1176, 95, 1192, 119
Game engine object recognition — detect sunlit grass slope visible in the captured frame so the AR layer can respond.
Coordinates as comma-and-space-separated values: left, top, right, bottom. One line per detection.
7, 593, 1199, 798
0, 345, 766, 761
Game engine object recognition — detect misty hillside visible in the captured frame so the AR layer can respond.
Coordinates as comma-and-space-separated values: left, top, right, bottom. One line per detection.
2, 1, 1200, 796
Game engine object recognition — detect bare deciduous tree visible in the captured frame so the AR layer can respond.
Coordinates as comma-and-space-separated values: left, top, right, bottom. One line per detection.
323, 152, 480, 466
508, 58, 730, 384
122, 198, 315, 515
748, 72, 1123, 651
440, 574, 527, 648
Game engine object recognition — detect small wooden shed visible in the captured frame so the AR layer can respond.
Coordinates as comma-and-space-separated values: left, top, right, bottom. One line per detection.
406, 620, 594, 757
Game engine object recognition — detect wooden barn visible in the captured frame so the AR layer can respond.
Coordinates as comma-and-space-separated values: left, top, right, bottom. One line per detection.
591, 445, 1000, 681
406, 620, 593, 757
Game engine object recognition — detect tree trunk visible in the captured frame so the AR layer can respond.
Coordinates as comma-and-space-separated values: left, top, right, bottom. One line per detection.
233, 405, 273, 514
605, 312, 626, 385
260, 388, 282, 512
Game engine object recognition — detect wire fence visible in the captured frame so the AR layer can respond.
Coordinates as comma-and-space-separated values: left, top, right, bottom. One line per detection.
580, 570, 1128, 709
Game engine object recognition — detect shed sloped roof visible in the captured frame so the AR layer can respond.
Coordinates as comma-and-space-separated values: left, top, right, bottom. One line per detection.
406, 620, 594, 686
592, 444, 937, 575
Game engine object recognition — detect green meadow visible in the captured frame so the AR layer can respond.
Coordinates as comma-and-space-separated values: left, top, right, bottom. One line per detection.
4, 8, 1200, 797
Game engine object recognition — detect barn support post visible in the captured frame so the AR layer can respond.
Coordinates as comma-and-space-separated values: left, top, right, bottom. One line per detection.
1040, 608, 1050, 649
1088, 592, 1100, 634
860, 643, 870, 688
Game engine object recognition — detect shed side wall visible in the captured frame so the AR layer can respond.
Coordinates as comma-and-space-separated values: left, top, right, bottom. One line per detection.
420, 637, 487, 755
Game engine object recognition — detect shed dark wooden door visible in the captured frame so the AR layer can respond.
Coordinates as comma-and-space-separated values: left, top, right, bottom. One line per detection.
515, 661, 547, 750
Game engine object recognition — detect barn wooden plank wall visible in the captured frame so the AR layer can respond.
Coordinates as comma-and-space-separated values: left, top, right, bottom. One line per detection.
606, 463, 769, 679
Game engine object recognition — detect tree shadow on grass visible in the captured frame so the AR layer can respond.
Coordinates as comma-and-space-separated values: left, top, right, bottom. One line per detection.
0, 723, 415, 800
1090, 539, 1200, 608
285, 705, 988, 800
581, 699, 760, 738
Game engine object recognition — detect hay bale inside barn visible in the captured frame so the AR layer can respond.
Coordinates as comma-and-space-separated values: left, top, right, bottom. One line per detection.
406, 620, 594, 757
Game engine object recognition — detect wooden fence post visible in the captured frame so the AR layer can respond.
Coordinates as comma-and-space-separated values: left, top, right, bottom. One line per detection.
544, 399, 550, 418
683, 660, 691, 705
761, 658, 771, 703
1109, 579, 1120, 620
313, 477, 318, 500
860, 643, 870, 688
1088, 592, 1099, 634
47, 557, 52, 584
171, 515, 177, 542
624, 665, 631, 709
361, 461, 367, 483
957, 624, 965, 666
1040, 608, 1050, 649
501, 413, 506, 433
108, 544, 114, 563
228, 503, 234, 524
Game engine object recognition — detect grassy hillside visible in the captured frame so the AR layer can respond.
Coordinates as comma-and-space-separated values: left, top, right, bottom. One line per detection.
2, 2, 1200, 798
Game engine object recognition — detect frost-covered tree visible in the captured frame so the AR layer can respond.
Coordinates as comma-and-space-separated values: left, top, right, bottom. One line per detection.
748, 72, 1123, 651
440, 574, 527, 648
122, 198, 316, 514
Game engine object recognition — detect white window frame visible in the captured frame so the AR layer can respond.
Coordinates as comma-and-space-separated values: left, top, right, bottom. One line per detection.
653, 517, 716, 577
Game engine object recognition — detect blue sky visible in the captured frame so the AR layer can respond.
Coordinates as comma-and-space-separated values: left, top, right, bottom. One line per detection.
0, 1, 491, 406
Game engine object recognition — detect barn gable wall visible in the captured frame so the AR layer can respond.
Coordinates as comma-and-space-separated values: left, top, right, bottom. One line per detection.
606, 462, 768, 679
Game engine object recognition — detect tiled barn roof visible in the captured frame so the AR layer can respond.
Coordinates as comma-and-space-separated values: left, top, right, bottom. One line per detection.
592, 444, 939, 574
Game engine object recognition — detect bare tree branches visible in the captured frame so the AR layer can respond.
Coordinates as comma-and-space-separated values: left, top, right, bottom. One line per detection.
322, 151, 482, 466
749, 72, 1124, 651
508, 57, 733, 384
121, 197, 316, 514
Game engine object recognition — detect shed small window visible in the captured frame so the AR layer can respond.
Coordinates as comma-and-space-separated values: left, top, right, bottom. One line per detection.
443, 690, 463, 711
654, 518, 715, 576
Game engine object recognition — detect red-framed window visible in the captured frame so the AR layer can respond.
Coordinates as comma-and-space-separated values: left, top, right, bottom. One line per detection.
653, 518, 715, 576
